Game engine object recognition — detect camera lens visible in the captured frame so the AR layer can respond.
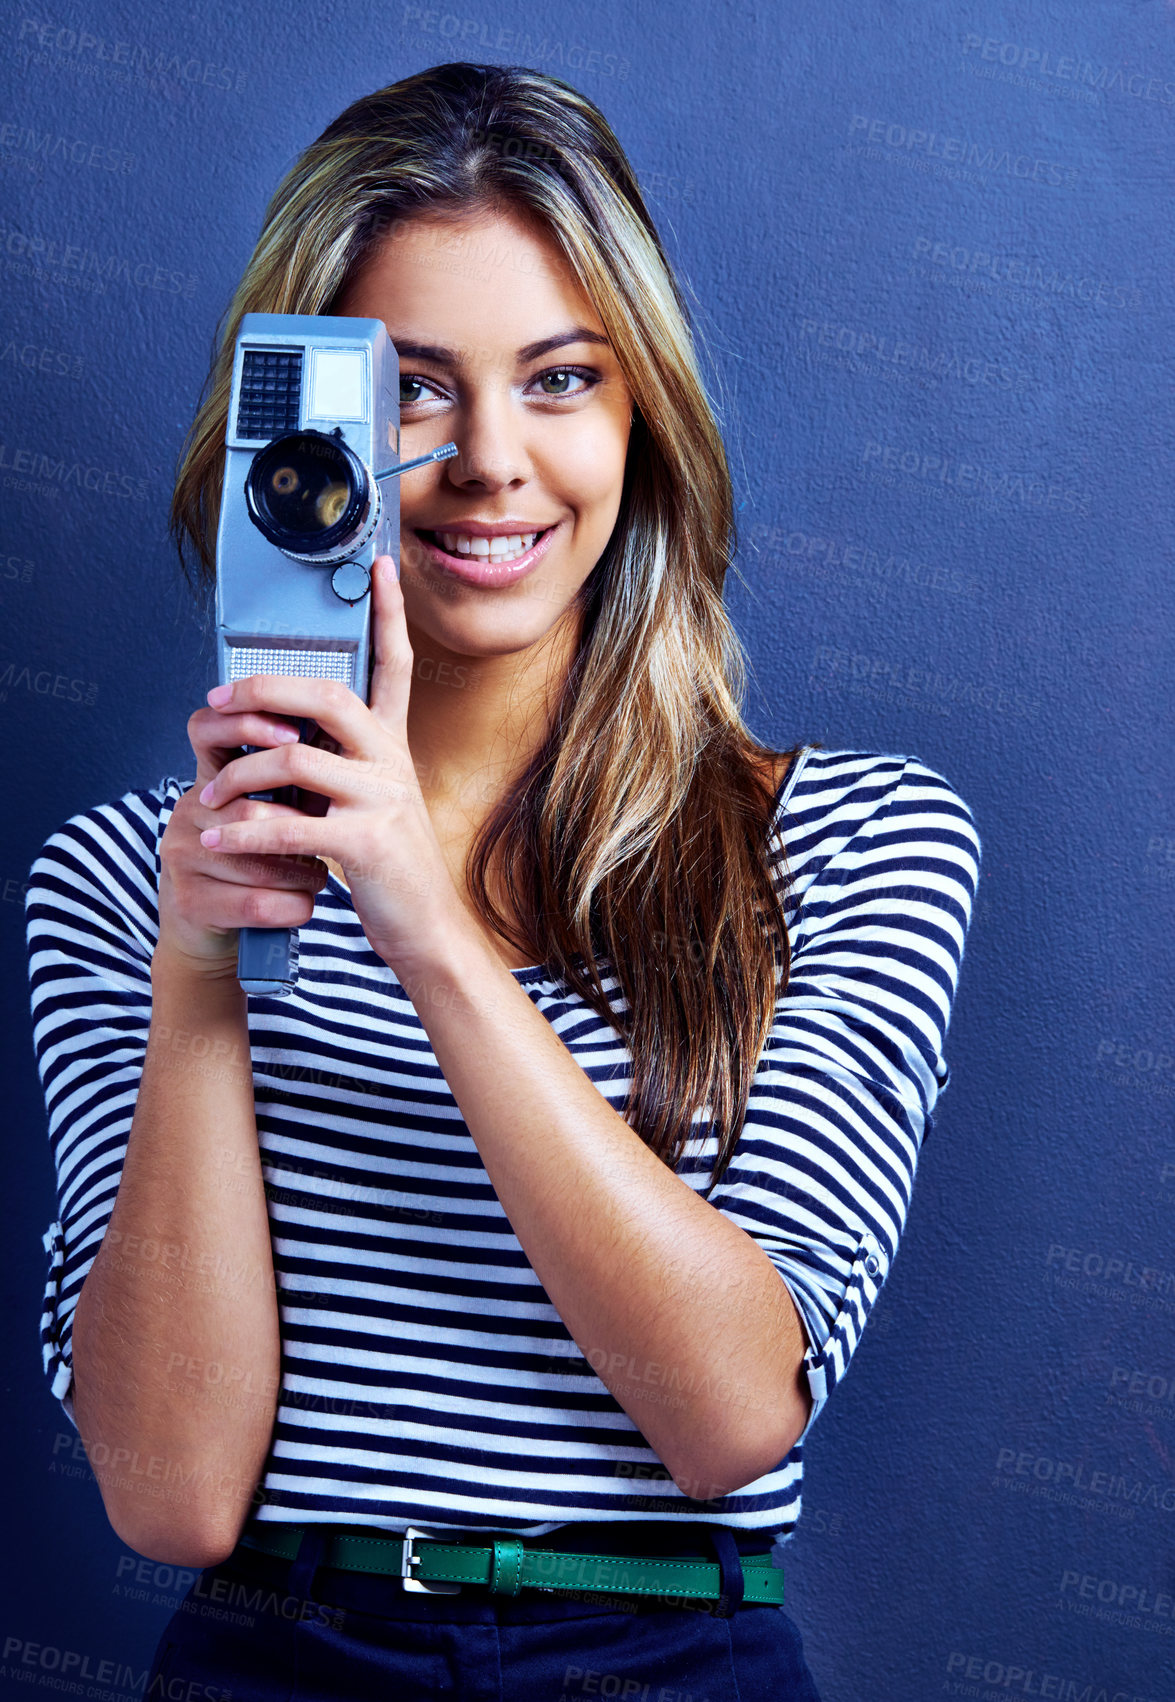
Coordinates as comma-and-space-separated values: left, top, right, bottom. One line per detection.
245, 429, 377, 562
316, 482, 349, 527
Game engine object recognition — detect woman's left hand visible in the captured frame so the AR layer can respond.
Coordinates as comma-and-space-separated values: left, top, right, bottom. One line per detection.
196, 554, 465, 983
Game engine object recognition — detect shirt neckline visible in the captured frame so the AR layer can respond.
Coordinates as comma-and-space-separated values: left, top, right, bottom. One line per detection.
324, 745, 812, 984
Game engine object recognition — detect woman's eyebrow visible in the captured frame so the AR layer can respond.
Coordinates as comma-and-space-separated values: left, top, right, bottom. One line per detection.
392, 328, 611, 366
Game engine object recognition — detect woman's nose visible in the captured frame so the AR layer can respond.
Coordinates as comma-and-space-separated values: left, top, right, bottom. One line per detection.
444, 391, 533, 490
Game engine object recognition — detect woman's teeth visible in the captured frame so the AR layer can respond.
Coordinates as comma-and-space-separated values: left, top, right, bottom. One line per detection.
435, 530, 539, 562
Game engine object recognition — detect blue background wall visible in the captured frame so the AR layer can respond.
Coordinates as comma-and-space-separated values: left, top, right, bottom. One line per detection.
3, 2, 1172, 1697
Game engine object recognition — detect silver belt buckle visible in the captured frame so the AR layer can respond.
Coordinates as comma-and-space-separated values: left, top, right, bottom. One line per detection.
401, 1525, 462, 1594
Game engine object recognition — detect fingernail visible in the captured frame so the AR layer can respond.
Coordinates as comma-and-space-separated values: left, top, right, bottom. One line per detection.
200, 828, 221, 847
274, 725, 300, 742
207, 684, 232, 707
199, 782, 215, 804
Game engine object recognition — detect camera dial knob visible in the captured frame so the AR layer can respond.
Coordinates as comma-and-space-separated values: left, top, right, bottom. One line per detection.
331, 560, 372, 603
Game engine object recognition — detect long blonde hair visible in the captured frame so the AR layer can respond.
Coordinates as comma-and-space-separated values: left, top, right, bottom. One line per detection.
170, 62, 803, 1192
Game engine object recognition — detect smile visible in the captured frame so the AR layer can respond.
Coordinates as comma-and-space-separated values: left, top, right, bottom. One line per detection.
411, 523, 559, 585
430, 529, 542, 563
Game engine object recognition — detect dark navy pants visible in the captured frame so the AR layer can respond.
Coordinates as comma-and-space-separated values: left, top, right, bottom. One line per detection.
142, 1522, 823, 1700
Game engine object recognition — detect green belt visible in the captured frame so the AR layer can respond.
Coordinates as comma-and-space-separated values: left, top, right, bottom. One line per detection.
238, 1522, 784, 1606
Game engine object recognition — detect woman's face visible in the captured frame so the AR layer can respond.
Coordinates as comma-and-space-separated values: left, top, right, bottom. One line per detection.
333, 202, 634, 662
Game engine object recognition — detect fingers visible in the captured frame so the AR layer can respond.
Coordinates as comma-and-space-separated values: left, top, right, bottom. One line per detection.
188, 706, 301, 786
158, 790, 329, 955
204, 675, 374, 757
367, 556, 415, 730
197, 810, 343, 864
208, 883, 321, 932
189, 796, 328, 891
198, 738, 418, 814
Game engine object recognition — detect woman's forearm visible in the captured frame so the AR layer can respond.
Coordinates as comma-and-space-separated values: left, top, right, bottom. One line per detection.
70, 941, 280, 1566
399, 922, 813, 1502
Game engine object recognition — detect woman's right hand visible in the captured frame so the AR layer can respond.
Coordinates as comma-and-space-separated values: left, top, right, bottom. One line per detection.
155, 700, 330, 979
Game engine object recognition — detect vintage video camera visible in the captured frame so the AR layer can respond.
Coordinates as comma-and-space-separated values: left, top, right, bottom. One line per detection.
214, 312, 455, 996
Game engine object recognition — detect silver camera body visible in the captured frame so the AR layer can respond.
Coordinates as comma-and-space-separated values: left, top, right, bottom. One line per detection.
214, 312, 401, 997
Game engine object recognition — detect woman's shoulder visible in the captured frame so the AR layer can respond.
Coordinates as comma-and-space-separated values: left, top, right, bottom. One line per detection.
765, 745, 981, 907
27, 774, 193, 921
765, 743, 980, 849
32, 774, 191, 859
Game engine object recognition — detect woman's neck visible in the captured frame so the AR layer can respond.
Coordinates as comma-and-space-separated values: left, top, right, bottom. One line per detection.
403, 611, 578, 817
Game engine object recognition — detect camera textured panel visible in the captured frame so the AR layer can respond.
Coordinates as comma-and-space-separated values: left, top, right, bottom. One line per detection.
237, 347, 303, 439
228, 646, 355, 687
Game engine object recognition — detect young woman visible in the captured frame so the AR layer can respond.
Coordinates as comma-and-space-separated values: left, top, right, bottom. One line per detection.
27, 62, 981, 1700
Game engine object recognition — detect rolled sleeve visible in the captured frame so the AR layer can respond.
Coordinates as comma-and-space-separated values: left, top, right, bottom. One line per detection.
775, 1230, 888, 1446
41, 1215, 77, 1422
705, 754, 981, 1445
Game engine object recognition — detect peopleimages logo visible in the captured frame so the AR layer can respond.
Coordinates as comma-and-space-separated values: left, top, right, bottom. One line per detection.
944, 1649, 1168, 1702
0, 662, 97, 705
910, 238, 1143, 312
15, 16, 247, 92
847, 114, 1079, 187
1046, 1242, 1175, 1295
1059, 1569, 1175, 1621
798, 313, 1034, 389
0, 219, 197, 297
0, 441, 149, 500
1108, 1363, 1175, 1410
0, 1635, 231, 1700
995, 1447, 1175, 1513
860, 440, 1090, 516
961, 34, 1175, 106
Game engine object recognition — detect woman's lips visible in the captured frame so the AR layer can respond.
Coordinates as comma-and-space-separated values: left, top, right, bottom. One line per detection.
411, 522, 559, 586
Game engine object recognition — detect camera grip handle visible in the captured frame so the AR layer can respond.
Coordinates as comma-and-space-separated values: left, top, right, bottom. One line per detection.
235, 717, 330, 997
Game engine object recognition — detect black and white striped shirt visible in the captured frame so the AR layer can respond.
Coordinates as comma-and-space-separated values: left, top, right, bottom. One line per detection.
26, 745, 981, 1546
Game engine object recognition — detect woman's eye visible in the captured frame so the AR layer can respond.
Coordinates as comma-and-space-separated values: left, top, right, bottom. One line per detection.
533, 367, 597, 397
399, 375, 440, 406
399, 368, 600, 406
